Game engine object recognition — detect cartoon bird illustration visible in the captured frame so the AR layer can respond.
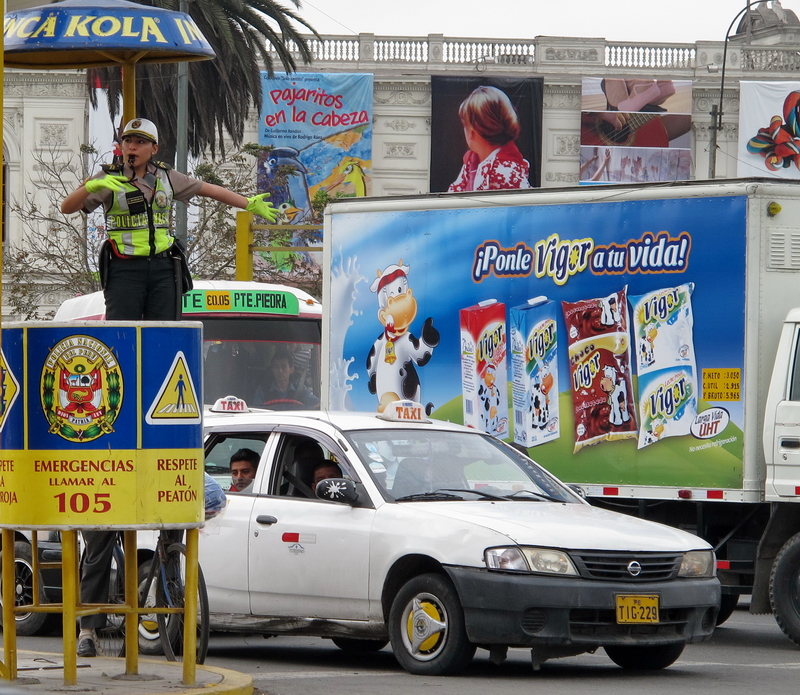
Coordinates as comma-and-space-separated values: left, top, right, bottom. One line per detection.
326, 161, 367, 197
257, 147, 312, 221
274, 202, 302, 225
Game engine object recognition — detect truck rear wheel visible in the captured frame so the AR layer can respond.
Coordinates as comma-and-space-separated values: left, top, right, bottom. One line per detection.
770, 532, 800, 645
388, 573, 476, 675
604, 643, 685, 669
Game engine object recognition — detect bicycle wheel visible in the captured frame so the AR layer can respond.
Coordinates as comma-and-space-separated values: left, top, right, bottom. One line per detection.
94, 542, 126, 658
155, 542, 209, 664
137, 558, 165, 655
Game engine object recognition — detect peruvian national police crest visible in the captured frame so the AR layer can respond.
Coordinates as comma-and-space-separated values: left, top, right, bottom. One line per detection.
41, 335, 123, 442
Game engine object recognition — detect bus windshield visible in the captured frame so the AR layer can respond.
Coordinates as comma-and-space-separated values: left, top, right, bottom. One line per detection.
202, 317, 321, 409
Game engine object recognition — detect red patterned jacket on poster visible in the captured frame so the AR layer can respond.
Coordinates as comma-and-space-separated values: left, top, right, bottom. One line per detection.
448, 141, 531, 192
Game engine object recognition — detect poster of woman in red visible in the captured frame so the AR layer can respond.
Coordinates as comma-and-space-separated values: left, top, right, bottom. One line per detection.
430, 76, 543, 192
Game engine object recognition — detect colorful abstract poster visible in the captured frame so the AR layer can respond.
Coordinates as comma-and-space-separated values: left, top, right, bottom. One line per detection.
430, 76, 543, 192
738, 81, 800, 179
580, 77, 692, 184
258, 72, 373, 222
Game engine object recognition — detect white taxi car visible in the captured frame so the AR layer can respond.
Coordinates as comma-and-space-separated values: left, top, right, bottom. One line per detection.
201, 398, 720, 675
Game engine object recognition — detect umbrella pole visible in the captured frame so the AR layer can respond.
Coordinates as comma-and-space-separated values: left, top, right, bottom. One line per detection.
122, 60, 136, 123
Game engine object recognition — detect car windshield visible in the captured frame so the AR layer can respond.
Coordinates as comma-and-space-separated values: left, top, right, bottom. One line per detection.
346, 429, 578, 504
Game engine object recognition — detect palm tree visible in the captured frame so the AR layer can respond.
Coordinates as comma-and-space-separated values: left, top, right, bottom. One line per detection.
88, 0, 318, 163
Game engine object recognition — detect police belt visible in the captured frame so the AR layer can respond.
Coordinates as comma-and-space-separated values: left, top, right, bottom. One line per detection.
111, 249, 173, 260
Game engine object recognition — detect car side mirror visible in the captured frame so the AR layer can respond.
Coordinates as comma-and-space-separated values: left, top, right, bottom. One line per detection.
567, 484, 587, 499
316, 478, 359, 505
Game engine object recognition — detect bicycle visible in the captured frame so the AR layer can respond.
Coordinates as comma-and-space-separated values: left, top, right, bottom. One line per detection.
87, 530, 210, 663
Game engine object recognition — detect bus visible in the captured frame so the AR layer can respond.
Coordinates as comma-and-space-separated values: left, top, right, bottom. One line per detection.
54, 280, 323, 409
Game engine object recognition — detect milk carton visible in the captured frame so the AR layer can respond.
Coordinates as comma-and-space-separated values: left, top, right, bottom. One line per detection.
460, 300, 508, 438
510, 297, 560, 448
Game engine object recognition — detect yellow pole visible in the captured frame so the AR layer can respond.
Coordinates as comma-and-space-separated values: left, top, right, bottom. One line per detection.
1, 530, 16, 681
236, 211, 254, 281
123, 530, 139, 674
122, 60, 137, 124
182, 528, 199, 685
61, 530, 78, 686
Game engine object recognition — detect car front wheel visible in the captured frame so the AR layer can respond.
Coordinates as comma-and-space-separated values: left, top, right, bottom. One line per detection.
604, 642, 685, 670
388, 573, 475, 676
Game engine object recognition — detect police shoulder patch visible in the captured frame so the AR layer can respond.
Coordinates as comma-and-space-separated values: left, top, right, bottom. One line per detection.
101, 163, 124, 174
153, 161, 173, 171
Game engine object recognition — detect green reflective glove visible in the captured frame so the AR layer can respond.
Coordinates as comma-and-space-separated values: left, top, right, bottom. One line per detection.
245, 193, 278, 222
85, 174, 128, 194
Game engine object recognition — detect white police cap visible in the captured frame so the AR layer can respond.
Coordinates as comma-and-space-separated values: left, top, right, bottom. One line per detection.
122, 118, 158, 144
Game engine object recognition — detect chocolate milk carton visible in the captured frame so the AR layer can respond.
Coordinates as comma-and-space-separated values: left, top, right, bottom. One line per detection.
510, 297, 560, 448
460, 299, 508, 438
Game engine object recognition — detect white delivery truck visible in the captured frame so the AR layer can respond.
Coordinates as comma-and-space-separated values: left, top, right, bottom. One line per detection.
321, 179, 800, 644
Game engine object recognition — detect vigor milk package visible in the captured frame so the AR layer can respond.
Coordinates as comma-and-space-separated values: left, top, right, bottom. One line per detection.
460, 299, 509, 438
630, 283, 698, 448
510, 297, 560, 448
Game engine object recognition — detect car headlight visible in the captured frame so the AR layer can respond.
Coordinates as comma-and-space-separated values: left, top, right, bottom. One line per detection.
484, 546, 578, 576
678, 550, 716, 578
485, 547, 528, 571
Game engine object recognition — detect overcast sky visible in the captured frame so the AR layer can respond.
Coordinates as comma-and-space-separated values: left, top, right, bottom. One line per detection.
298, 0, 796, 44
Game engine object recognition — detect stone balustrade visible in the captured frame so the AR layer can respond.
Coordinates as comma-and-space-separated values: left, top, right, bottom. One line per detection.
278, 33, 800, 77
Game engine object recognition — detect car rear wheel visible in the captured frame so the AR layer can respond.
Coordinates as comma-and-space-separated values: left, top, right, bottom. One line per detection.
388, 573, 475, 675
604, 642, 685, 670
0, 541, 57, 636
330, 637, 389, 653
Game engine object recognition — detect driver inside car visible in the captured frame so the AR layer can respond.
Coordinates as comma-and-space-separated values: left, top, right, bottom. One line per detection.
256, 348, 320, 408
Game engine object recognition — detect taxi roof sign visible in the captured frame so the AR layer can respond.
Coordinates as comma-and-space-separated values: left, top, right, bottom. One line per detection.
210, 395, 250, 413
376, 400, 430, 424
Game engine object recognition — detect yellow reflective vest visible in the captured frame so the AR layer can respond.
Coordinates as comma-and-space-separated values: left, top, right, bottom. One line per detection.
105, 164, 174, 257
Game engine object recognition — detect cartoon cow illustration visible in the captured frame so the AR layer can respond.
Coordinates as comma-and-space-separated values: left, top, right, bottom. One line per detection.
478, 364, 503, 435
530, 367, 554, 430
639, 323, 658, 368
366, 260, 440, 414
599, 363, 631, 427
642, 417, 666, 445
599, 292, 621, 326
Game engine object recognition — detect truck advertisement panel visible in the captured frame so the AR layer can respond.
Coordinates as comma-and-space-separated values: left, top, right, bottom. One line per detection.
327, 195, 747, 489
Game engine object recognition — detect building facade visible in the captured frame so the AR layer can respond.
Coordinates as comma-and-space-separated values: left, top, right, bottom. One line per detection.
5, 4, 800, 314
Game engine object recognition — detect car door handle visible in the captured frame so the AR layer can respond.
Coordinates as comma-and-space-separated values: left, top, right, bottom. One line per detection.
256, 515, 278, 525
781, 438, 800, 449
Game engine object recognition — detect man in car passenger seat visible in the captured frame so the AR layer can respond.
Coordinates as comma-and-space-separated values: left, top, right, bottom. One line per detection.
229, 448, 260, 492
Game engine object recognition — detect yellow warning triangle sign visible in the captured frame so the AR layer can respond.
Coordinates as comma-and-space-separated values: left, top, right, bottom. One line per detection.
145, 351, 201, 425
0, 348, 20, 433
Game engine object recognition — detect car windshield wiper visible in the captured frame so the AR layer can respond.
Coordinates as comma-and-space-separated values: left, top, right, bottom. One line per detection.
505, 489, 566, 503
437, 488, 507, 501
394, 491, 465, 502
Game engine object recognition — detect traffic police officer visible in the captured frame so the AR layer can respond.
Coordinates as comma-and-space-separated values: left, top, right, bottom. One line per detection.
61, 117, 278, 321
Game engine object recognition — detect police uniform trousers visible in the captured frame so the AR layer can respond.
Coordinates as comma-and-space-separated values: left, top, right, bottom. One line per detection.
104, 253, 178, 321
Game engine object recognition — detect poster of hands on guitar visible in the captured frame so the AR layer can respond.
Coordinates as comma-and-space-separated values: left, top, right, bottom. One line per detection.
580, 77, 693, 185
